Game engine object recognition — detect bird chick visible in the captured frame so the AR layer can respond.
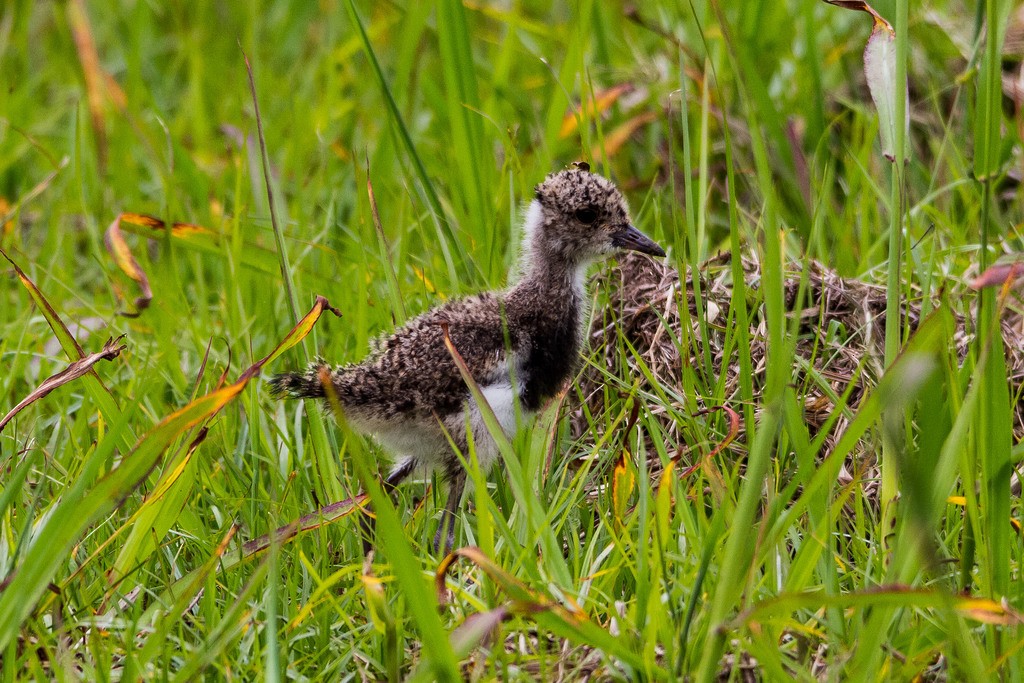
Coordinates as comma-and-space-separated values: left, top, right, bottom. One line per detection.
270, 163, 665, 553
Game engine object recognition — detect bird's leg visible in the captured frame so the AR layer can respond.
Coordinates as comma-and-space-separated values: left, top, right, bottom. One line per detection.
433, 472, 467, 555
360, 458, 416, 554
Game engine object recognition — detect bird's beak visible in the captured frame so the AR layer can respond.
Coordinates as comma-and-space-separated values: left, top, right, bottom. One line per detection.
611, 224, 666, 258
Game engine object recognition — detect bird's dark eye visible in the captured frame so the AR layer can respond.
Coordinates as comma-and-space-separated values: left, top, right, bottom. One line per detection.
575, 207, 598, 224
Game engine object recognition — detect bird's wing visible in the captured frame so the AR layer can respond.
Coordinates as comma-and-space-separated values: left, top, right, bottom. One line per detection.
346, 294, 521, 420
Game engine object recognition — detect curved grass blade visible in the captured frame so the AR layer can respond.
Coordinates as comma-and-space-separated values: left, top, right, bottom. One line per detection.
611, 446, 635, 529
675, 405, 741, 478
241, 44, 300, 324
103, 427, 209, 593
0, 296, 339, 652
367, 166, 407, 322
4, 246, 85, 360
360, 563, 400, 683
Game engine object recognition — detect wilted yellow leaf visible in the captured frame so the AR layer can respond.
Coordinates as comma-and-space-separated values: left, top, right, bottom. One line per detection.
560, 83, 635, 139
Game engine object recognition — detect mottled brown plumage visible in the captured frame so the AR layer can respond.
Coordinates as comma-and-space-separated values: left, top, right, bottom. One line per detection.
270, 164, 665, 552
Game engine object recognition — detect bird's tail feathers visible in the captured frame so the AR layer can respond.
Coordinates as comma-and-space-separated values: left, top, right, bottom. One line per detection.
268, 361, 330, 399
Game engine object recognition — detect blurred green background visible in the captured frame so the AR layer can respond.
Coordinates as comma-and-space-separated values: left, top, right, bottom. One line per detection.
2, 0, 1022, 680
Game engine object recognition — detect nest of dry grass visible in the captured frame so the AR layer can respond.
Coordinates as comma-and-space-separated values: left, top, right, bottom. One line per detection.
574, 252, 1024, 488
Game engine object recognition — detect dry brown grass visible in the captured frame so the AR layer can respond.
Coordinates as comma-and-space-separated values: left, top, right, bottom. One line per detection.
575, 251, 1024, 496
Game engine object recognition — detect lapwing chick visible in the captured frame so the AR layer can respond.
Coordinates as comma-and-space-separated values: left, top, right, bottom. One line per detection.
270, 163, 665, 553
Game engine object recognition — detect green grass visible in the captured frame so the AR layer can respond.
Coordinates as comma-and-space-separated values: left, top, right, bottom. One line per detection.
2, 0, 1023, 679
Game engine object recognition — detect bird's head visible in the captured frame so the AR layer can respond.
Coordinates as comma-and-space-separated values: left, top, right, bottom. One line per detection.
524, 163, 665, 270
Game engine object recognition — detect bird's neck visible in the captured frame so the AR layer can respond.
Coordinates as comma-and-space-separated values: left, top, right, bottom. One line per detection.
513, 200, 589, 301
513, 251, 588, 301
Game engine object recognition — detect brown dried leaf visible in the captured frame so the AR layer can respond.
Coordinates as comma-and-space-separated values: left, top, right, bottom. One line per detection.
0, 336, 126, 433
105, 215, 153, 317
102, 213, 234, 316
450, 605, 511, 654
118, 212, 214, 238
240, 494, 367, 557
970, 262, 1024, 290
